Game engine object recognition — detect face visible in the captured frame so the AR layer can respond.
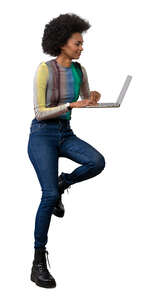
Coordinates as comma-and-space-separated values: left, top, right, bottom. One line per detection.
61, 32, 84, 59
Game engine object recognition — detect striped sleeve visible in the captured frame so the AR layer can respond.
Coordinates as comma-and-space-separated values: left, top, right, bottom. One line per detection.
33, 62, 70, 121
79, 65, 91, 99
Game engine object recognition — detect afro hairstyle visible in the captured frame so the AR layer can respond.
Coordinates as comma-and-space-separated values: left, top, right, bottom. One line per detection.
41, 13, 91, 56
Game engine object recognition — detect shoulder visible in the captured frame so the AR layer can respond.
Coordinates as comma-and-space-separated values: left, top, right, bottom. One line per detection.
34, 62, 49, 82
79, 64, 87, 74
37, 61, 48, 70
73, 61, 87, 76
74, 61, 85, 70
36, 61, 49, 75
79, 64, 88, 80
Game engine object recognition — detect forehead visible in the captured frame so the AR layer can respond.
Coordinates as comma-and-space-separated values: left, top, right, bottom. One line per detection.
71, 38, 84, 43
71, 33, 84, 43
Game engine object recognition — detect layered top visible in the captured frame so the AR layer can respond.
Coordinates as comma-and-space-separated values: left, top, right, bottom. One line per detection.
33, 58, 90, 121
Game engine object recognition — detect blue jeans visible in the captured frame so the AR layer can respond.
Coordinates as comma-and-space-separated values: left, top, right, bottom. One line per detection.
27, 117, 105, 249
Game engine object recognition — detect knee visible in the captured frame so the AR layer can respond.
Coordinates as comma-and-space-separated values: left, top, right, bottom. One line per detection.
91, 154, 106, 174
41, 189, 59, 205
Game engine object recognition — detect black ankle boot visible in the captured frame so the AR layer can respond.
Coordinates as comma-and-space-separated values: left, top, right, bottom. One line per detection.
53, 173, 71, 218
30, 247, 56, 288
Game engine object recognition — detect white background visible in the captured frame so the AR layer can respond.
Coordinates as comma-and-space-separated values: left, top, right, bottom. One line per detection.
0, 0, 150, 299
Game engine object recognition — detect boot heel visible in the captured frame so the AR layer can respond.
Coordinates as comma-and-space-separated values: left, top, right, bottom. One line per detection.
30, 273, 36, 283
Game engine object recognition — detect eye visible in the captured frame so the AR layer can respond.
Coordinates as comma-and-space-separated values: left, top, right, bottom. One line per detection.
75, 42, 84, 47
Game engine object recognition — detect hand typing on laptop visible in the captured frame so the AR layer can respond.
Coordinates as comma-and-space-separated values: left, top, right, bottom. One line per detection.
89, 91, 101, 105
70, 90, 101, 108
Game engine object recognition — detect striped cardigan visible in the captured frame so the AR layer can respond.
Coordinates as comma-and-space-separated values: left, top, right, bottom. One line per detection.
33, 58, 90, 121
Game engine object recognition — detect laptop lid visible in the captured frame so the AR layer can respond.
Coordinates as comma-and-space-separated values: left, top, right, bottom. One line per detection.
116, 75, 132, 105
83, 75, 132, 108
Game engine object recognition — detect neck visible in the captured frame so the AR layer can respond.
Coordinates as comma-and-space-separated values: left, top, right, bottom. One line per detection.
55, 55, 72, 68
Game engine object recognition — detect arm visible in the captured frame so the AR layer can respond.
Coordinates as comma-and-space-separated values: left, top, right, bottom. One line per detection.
79, 65, 101, 105
79, 65, 91, 100
33, 62, 70, 121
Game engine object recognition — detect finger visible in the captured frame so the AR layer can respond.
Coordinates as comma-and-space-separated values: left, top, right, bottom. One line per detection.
91, 92, 96, 102
90, 92, 94, 100
96, 93, 101, 101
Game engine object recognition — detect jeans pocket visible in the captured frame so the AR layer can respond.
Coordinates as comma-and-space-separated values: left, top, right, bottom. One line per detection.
30, 122, 47, 133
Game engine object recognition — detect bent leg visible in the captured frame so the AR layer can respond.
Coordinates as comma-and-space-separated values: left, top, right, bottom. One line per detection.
27, 135, 59, 248
58, 134, 105, 186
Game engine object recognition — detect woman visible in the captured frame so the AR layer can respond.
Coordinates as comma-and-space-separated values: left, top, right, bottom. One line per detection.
27, 13, 105, 288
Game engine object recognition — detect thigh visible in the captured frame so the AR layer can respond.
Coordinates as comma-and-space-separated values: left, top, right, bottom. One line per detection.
27, 134, 59, 195
58, 134, 105, 165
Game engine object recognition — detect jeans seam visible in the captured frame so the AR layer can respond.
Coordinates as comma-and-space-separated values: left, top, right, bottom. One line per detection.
29, 139, 45, 188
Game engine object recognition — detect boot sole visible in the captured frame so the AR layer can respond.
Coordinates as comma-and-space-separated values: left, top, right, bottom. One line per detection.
30, 273, 56, 288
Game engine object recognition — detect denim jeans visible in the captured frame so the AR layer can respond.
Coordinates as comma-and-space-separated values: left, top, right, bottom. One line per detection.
27, 117, 105, 249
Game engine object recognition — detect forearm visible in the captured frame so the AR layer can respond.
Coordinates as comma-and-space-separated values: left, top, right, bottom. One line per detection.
34, 103, 71, 121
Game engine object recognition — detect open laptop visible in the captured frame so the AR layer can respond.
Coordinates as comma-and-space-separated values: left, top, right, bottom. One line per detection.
82, 75, 132, 108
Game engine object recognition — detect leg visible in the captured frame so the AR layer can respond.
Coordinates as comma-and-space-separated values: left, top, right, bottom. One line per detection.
27, 135, 59, 248
58, 134, 105, 186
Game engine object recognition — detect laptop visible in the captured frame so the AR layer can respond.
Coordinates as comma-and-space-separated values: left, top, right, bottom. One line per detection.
82, 75, 132, 108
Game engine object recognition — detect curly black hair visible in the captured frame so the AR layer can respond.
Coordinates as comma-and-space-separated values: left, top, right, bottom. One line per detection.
41, 13, 91, 56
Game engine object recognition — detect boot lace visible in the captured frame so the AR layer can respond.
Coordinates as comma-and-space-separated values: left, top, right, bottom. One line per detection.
45, 250, 51, 269
38, 250, 51, 272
